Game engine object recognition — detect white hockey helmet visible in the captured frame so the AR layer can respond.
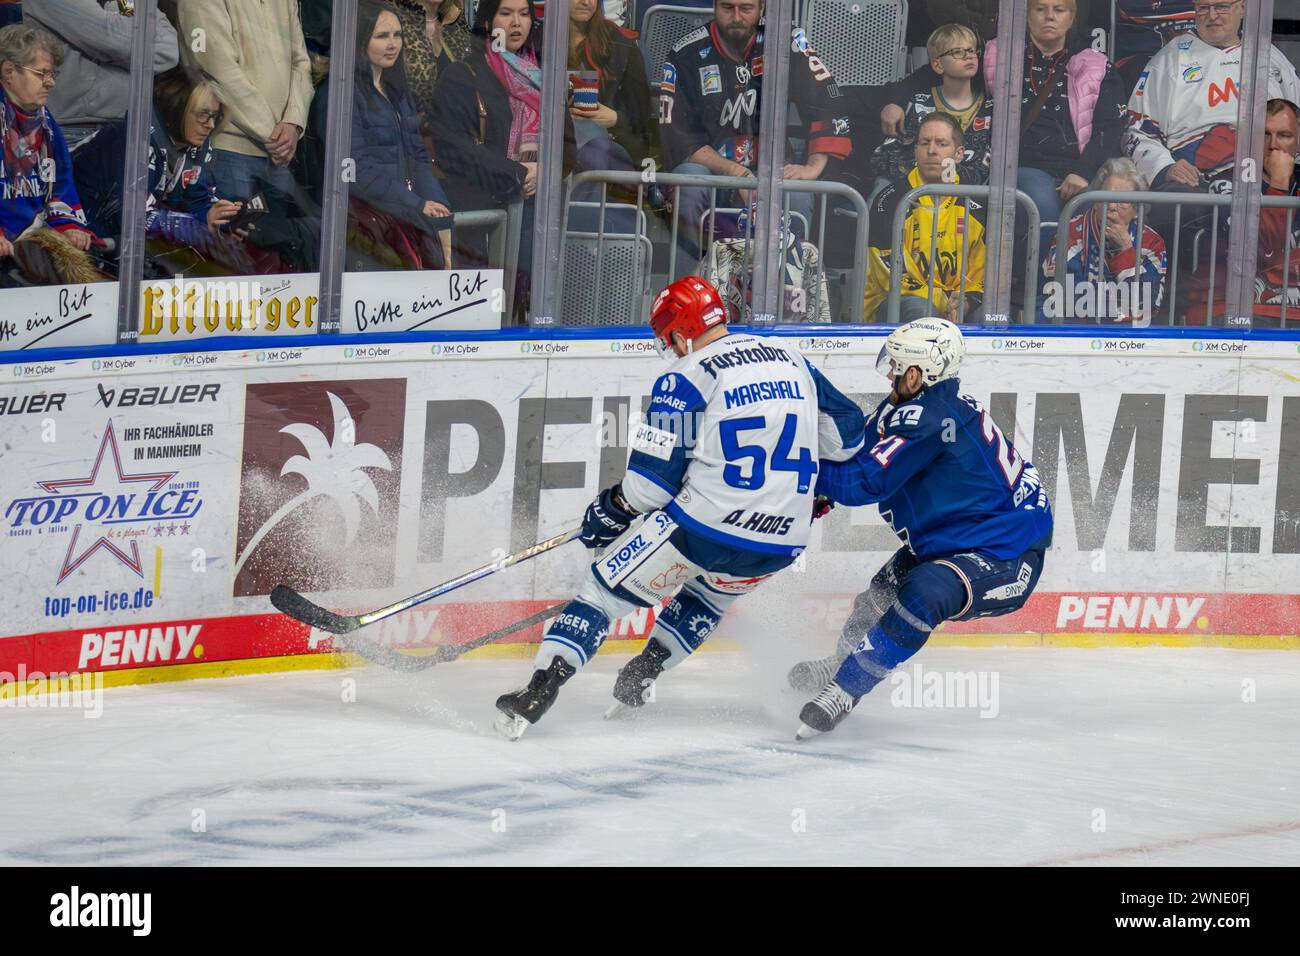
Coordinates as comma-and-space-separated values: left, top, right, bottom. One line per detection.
875, 317, 964, 386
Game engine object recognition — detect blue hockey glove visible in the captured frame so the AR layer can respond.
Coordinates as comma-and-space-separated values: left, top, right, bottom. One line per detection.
580, 484, 638, 549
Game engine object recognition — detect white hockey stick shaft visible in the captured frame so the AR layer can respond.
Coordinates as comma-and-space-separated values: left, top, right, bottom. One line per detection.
353, 526, 583, 628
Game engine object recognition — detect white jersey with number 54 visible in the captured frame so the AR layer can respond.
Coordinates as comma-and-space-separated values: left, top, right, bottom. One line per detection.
621, 333, 865, 557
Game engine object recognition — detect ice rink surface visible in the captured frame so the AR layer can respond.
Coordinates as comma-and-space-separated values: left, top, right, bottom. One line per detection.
4, 646, 1299, 866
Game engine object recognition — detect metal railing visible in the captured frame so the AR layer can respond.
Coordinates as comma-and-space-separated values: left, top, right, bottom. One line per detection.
884, 184, 1040, 325
558, 170, 870, 325
1051, 191, 1300, 326
451, 205, 521, 323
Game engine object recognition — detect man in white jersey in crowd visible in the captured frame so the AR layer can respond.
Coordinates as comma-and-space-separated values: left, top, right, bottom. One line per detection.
495, 276, 865, 739
1125, 0, 1300, 201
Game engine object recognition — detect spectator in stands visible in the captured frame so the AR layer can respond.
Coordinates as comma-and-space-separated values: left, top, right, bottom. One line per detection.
1039, 156, 1168, 323
0, 23, 105, 285
341, 0, 453, 270
1124, 0, 1299, 204
430, 0, 575, 319
871, 23, 993, 190
394, 0, 471, 127
72, 67, 266, 276
23, 0, 179, 147
923, 0, 1103, 50
568, 0, 659, 189
1113, 0, 1195, 91
1185, 98, 1300, 325
657, 1, 851, 265
989, 0, 1128, 236
862, 113, 985, 324
178, 0, 313, 213
178, 0, 317, 271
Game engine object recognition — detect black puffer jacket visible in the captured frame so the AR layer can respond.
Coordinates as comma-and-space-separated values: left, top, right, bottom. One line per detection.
430, 42, 576, 211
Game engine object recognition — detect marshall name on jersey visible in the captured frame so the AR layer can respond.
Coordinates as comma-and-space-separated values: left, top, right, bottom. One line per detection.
621, 333, 864, 557
658, 24, 852, 171
1125, 30, 1300, 188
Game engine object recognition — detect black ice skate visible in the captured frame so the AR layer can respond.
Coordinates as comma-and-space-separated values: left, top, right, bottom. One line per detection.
787, 652, 844, 694
494, 656, 576, 740
796, 680, 859, 739
607, 638, 673, 716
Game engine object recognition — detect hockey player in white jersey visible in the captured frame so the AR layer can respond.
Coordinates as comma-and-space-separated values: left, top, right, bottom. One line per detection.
1124, 1, 1300, 193
494, 277, 865, 739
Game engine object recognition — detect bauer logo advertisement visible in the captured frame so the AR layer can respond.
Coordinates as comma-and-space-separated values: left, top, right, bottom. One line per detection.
232, 380, 406, 598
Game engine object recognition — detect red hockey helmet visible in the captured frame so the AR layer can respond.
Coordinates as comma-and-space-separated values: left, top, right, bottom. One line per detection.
649, 277, 728, 358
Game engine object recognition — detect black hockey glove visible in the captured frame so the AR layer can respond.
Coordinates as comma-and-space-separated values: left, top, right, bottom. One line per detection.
812, 494, 834, 521
580, 483, 638, 549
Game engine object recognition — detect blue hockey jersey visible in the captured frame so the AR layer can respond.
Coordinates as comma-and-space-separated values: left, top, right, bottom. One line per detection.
815, 378, 1053, 560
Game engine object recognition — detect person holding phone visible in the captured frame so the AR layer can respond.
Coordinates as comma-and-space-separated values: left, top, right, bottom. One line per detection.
73, 66, 272, 275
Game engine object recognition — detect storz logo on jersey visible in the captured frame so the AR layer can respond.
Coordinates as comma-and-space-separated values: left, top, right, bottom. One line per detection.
700, 64, 722, 94
603, 531, 651, 579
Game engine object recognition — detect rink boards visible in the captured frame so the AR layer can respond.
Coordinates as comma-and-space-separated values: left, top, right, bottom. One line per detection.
2, 329, 1298, 690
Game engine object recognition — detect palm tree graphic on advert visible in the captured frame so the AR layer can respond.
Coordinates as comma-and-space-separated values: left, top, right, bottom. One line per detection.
234, 382, 405, 597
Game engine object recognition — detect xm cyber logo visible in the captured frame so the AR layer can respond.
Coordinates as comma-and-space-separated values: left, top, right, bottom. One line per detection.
4, 421, 202, 583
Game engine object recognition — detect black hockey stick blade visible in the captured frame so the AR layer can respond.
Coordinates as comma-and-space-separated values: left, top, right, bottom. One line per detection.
339, 601, 570, 672
270, 585, 363, 635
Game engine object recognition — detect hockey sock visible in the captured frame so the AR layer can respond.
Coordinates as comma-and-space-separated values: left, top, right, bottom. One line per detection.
833, 561, 967, 698
536, 599, 610, 670
834, 585, 893, 660
833, 600, 933, 699
648, 582, 725, 668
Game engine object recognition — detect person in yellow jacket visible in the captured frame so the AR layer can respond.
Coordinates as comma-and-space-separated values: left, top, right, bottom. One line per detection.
863, 112, 986, 323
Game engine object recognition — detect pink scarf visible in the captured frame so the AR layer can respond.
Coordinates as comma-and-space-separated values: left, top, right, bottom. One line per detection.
485, 46, 541, 162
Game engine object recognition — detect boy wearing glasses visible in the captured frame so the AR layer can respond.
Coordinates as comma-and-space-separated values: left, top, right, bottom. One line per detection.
870, 24, 993, 188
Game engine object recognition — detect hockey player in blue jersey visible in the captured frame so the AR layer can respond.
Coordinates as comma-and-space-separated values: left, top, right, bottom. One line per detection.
494, 276, 865, 739
791, 318, 1053, 738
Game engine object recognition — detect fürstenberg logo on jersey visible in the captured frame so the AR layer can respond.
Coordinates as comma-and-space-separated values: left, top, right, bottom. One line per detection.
50, 886, 151, 936
1041, 276, 1153, 325
888, 662, 1000, 718
0, 667, 103, 718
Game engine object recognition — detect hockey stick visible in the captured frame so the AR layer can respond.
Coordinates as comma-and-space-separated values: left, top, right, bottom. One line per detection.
270, 526, 582, 635
336, 600, 571, 672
